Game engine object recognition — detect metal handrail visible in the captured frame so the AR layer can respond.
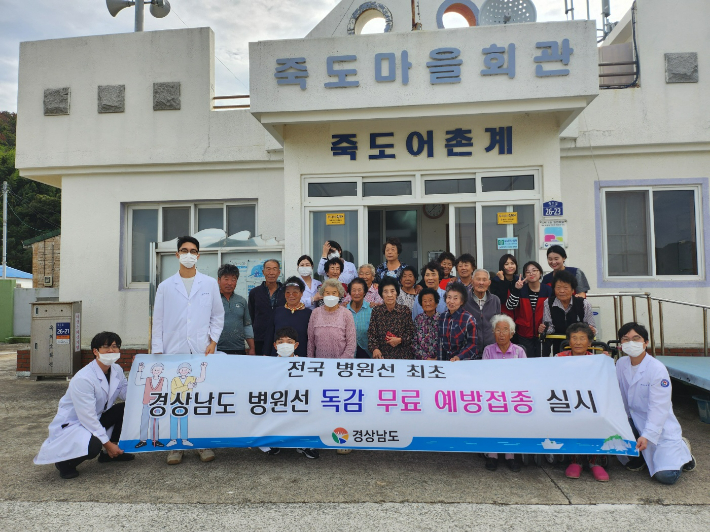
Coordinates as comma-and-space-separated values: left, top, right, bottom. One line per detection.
585, 292, 709, 357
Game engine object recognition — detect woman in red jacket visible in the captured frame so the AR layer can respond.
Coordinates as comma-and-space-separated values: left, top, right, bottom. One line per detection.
504, 261, 551, 358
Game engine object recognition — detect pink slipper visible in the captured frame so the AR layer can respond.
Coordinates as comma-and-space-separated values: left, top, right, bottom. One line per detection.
590, 465, 609, 482
565, 462, 582, 479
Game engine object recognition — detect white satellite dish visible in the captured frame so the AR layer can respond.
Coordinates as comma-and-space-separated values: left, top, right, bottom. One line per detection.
478, 0, 537, 26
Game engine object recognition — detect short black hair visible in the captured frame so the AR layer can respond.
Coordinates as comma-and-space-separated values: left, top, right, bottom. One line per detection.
263, 258, 281, 269
618, 322, 649, 343
455, 253, 476, 269
437, 251, 456, 265
284, 276, 305, 292
498, 254, 518, 273
274, 326, 298, 343
383, 237, 402, 255
547, 245, 567, 259
445, 282, 469, 305
348, 277, 368, 294
566, 322, 594, 341
522, 260, 544, 275
297, 255, 314, 267
551, 269, 578, 291
418, 286, 441, 306
401, 265, 419, 282
378, 276, 401, 297
328, 241, 342, 253
218, 264, 239, 279
177, 236, 199, 252
421, 261, 444, 282
324, 257, 344, 275
91, 331, 122, 353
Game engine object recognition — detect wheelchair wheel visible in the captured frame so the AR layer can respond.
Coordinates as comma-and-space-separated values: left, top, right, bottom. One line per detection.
545, 454, 556, 464
521, 454, 530, 466
533, 454, 543, 467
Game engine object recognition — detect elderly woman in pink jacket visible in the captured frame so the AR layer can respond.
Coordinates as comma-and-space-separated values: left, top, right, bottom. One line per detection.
307, 279, 357, 358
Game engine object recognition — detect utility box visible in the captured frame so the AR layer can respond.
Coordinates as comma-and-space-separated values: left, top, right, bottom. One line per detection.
30, 301, 82, 378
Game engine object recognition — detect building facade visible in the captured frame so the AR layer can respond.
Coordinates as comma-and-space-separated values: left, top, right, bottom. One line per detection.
15, 0, 710, 349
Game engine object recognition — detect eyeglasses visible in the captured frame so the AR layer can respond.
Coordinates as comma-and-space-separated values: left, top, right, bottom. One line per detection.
620, 335, 644, 343
100, 344, 121, 351
178, 248, 199, 255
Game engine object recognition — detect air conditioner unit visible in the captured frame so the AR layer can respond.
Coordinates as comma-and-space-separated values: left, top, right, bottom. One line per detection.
44, 276, 53, 287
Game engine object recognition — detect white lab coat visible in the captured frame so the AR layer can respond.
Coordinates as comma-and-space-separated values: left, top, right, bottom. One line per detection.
34, 360, 127, 465
152, 271, 224, 355
616, 355, 691, 476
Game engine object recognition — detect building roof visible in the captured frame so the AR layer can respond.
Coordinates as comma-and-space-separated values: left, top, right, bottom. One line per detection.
0, 265, 33, 279
22, 229, 60, 247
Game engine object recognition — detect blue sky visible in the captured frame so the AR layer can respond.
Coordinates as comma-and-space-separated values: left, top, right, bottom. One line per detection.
0, 0, 633, 112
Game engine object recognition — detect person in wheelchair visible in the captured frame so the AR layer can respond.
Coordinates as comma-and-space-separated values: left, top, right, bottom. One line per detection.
556, 323, 609, 358
555, 323, 610, 482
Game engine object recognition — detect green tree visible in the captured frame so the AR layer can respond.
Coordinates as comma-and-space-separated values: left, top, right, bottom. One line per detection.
0, 112, 62, 273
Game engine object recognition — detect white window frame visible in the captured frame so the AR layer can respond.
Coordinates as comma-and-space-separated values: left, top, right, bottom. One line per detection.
600, 185, 703, 280
303, 205, 366, 269
125, 201, 257, 289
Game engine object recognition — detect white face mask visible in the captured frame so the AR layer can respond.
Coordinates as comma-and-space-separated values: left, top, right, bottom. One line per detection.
179, 253, 198, 268
622, 341, 646, 358
298, 266, 313, 277
276, 343, 295, 357
328, 251, 340, 260
97, 351, 120, 365
323, 295, 340, 308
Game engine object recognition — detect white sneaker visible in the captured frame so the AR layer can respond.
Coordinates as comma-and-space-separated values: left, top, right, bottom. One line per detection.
196, 449, 215, 462
182, 439, 194, 447
167, 450, 183, 465
166, 439, 177, 447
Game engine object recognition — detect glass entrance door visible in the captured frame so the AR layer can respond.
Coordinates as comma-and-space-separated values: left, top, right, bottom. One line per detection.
452, 203, 537, 271
368, 208, 419, 269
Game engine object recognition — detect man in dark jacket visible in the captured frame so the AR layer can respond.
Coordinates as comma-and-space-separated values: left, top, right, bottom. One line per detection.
465, 269, 501, 358
248, 259, 286, 355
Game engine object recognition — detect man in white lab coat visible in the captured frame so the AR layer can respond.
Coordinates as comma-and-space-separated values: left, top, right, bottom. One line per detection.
616, 322, 696, 485
34, 332, 135, 479
152, 235, 224, 465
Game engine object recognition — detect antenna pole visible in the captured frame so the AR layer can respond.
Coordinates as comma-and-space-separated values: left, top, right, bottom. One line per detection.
565, 0, 575, 20
586, 0, 590, 20
135, 0, 145, 32
2, 181, 7, 279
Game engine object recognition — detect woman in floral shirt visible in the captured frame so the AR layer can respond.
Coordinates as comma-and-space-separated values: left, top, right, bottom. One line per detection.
374, 237, 408, 283
413, 287, 441, 360
368, 277, 416, 360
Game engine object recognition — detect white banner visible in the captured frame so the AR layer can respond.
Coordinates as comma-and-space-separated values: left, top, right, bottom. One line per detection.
119, 354, 637, 456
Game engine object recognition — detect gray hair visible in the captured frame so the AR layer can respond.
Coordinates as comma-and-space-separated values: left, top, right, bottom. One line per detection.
177, 362, 192, 374
473, 268, 491, 280
318, 278, 345, 298
490, 314, 516, 334
150, 363, 164, 371
358, 263, 376, 277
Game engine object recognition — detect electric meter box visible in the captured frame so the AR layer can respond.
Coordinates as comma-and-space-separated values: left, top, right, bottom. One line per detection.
30, 301, 82, 378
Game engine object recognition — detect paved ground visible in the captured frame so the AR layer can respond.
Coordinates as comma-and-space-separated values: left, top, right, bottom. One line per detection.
1, 346, 708, 530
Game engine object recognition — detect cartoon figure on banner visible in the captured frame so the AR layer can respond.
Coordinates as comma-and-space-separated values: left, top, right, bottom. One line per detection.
166, 362, 208, 448
134, 362, 168, 449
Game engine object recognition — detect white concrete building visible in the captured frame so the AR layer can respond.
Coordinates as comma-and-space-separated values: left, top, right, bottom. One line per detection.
15, 0, 710, 351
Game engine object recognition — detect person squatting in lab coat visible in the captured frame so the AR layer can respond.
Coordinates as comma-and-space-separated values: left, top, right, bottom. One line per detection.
616, 322, 696, 485
34, 332, 135, 479
151, 235, 224, 466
